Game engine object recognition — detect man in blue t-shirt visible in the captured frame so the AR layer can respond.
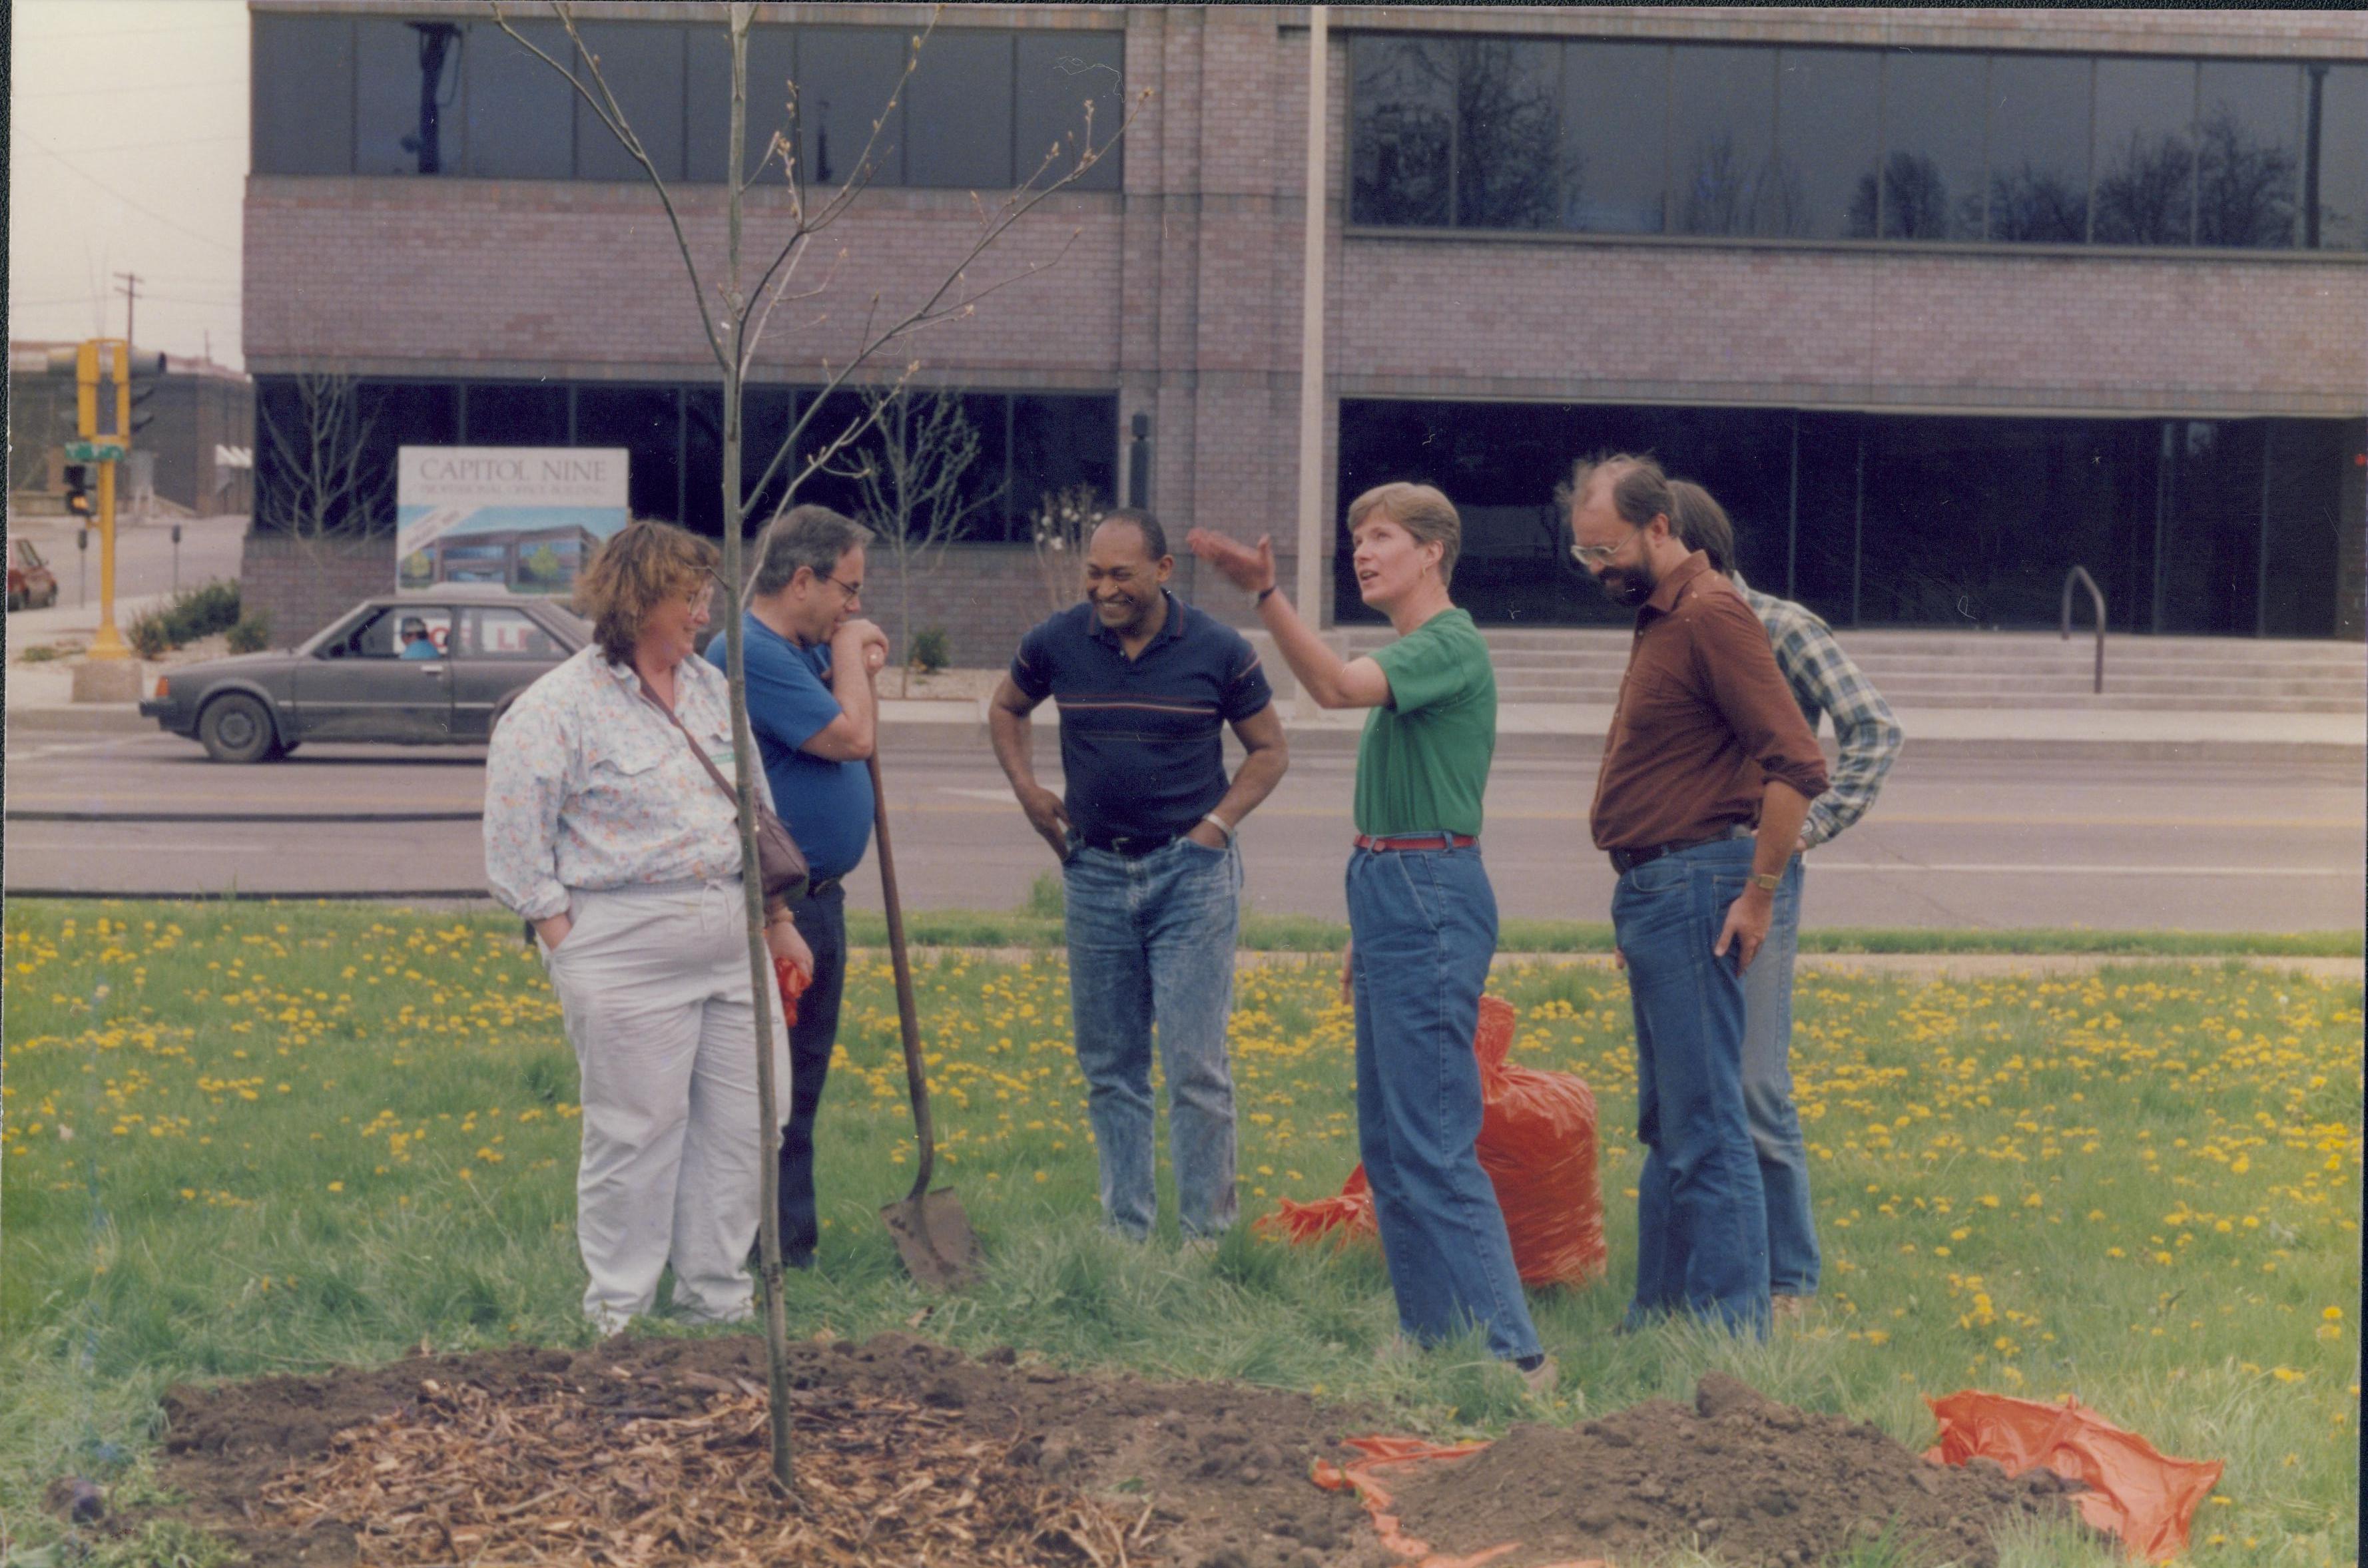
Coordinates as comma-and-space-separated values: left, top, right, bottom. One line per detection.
988, 509, 1289, 1243
707, 504, 888, 1270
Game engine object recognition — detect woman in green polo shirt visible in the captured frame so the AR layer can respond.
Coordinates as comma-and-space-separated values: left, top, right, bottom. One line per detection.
1188, 484, 1550, 1393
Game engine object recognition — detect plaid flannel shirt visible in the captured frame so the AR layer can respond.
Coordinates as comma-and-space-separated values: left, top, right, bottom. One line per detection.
1731, 573, 1903, 850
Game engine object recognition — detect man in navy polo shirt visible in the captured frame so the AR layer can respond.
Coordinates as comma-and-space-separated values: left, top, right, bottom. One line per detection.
989, 509, 1289, 1243
709, 504, 889, 1270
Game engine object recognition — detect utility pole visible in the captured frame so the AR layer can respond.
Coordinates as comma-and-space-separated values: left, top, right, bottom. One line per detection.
115, 272, 141, 348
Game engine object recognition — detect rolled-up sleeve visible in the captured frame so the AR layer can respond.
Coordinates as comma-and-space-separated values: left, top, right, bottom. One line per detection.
483, 694, 573, 920
1694, 595, 1831, 805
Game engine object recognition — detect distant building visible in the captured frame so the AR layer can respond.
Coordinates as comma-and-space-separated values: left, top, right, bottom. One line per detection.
7, 342, 254, 517
246, 3, 2365, 650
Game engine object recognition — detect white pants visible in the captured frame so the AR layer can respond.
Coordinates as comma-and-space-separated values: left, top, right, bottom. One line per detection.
542, 880, 790, 1330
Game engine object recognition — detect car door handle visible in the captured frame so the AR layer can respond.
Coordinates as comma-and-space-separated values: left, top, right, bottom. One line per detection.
420, 665, 447, 676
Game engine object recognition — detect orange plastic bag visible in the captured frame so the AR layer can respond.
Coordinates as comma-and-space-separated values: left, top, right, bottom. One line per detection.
1261, 997, 1608, 1288
772, 955, 809, 1029
1924, 1392, 2223, 1561
1312, 1436, 1610, 1568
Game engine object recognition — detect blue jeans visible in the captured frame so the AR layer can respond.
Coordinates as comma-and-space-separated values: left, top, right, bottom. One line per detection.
778, 881, 847, 1268
1614, 836, 1771, 1336
1346, 844, 1542, 1364
1063, 836, 1241, 1238
1742, 858, 1819, 1296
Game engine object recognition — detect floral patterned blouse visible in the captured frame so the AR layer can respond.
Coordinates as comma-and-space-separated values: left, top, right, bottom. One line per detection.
483, 645, 776, 920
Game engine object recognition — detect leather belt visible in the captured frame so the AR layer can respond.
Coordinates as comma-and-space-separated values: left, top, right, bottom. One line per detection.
1080, 832, 1177, 858
1608, 823, 1749, 876
1354, 832, 1478, 852
801, 876, 844, 900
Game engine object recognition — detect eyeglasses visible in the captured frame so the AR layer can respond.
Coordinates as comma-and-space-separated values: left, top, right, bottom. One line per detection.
1570, 521, 1644, 568
822, 573, 862, 601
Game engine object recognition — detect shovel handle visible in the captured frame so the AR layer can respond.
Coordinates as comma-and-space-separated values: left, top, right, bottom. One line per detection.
868, 751, 936, 1204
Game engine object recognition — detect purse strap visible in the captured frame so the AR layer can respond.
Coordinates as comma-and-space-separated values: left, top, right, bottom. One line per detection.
635, 676, 740, 809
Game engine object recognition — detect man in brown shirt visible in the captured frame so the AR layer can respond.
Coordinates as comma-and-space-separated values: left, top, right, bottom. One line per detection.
1568, 453, 1829, 1338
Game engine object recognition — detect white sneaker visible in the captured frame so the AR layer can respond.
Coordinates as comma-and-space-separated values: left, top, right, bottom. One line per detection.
1518, 1354, 1560, 1399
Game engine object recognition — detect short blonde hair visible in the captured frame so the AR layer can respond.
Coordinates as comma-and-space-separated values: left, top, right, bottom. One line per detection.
1345, 481, 1462, 586
574, 519, 718, 664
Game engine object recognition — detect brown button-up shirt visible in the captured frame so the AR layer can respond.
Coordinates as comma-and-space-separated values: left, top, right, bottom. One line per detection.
1589, 552, 1831, 852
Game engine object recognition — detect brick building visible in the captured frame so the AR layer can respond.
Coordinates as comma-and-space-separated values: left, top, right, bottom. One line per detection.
245, 3, 2367, 650
9, 344, 254, 518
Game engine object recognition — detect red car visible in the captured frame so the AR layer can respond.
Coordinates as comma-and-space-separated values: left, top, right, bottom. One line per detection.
8, 537, 59, 611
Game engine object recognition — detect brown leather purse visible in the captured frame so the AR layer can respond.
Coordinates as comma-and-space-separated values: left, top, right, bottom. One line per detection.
638, 678, 810, 906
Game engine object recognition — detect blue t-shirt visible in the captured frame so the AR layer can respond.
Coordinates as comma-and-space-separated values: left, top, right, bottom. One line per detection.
705, 615, 874, 882
1009, 591, 1273, 844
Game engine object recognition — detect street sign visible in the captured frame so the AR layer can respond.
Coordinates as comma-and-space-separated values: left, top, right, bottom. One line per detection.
65, 439, 128, 463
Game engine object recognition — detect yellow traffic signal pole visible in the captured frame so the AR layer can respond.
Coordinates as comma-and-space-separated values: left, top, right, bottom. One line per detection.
79, 339, 131, 660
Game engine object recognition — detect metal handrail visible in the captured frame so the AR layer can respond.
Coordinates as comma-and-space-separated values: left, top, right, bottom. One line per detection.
2060, 566, 2106, 694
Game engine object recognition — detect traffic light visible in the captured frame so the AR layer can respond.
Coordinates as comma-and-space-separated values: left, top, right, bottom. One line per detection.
63, 463, 95, 519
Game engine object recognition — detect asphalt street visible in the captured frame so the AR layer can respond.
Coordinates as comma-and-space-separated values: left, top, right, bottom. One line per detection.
6, 513, 250, 653
7, 726, 2362, 932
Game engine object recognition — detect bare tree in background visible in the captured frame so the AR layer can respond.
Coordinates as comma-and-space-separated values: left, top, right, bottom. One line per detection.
842, 386, 1004, 674
493, 0, 1140, 1493
256, 370, 390, 543
1030, 482, 1104, 617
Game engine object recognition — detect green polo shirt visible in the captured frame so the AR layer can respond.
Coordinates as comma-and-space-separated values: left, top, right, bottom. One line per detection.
1352, 608, 1496, 839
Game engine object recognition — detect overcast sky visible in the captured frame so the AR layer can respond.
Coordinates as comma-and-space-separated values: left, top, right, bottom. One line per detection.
9, 0, 248, 368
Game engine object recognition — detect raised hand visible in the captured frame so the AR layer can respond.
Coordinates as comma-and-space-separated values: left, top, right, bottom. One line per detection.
1187, 529, 1276, 597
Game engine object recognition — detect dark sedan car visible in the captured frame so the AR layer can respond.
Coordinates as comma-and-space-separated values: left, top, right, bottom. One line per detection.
140, 591, 589, 762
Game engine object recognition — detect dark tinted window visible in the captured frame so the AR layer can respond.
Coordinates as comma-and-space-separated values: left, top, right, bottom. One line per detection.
1986, 55, 2090, 242
1671, 47, 1778, 236
572, 23, 685, 183
1879, 52, 1987, 240
740, 386, 804, 530
1351, 37, 1454, 226
2197, 61, 2298, 248
575, 386, 683, 522
1560, 41, 1667, 234
2092, 57, 2195, 245
1010, 394, 1115, 542
356, 17, 463, 176
1455, 39, 1566, 230
2303, 63, 2365, 250
254, 15, 353, 175
682, 387, 724, 535
1775, 48, 1879, 238
464, 383, 569, 447
467, 17, 575, 178
800, 27, 908, 187
907, 30, 1014, 189
1014, 32, 1125, 190
686, 24, 798, 186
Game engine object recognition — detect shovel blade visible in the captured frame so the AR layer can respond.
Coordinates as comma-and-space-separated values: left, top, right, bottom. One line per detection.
881, 1188, 982, 1290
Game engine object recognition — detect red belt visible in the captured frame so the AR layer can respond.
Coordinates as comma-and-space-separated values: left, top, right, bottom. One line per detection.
1353, 832, 1478, 852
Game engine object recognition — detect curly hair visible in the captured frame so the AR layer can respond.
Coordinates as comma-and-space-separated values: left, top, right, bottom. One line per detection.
573, 519, 718, 664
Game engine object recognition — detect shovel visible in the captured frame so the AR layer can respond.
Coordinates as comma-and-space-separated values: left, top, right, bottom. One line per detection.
868, 751, 982, 1289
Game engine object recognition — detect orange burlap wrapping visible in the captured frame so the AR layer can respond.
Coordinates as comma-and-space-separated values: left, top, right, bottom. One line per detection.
1311, 1437, 1611, 1568
772, 955, 809, 1028
1924, 1392, 2223, 1561
1259, 997, 1608, 1288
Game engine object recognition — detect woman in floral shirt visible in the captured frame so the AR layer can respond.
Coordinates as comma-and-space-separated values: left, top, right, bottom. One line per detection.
485, 519, 812, 1332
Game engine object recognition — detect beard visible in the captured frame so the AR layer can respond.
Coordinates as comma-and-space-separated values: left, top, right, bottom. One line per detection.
1594, 564, 1655, 609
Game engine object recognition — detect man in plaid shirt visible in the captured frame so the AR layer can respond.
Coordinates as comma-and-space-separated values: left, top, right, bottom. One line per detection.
1666, 479, 1903, 1319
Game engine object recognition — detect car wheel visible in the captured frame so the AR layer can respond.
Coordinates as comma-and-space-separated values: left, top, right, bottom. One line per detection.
198, 692, 282, 764
39, 585, 57, 608
5, 591, 20, 613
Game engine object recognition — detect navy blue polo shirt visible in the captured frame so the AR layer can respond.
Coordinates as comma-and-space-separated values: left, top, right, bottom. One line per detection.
706, 614, 875, 882
1009, 591, 1273, 845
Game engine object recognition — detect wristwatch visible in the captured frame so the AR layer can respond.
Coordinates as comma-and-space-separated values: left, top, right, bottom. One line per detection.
1749, 870, 1783, 892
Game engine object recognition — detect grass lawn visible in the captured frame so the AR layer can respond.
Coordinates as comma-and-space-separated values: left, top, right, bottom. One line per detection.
1, 899, 2358, 1567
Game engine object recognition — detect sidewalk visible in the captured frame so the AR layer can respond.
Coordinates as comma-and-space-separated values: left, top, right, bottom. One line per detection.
9, 664, 2362, 762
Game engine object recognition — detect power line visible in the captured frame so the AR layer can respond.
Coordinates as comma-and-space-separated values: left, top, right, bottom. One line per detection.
20, 141, 239, 255
26, 134, 244, 156
18, 19, 245, 45
15, 81, 244, 102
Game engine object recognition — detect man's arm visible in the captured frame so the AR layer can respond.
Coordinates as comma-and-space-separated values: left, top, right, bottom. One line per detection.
1713, 778, 1811, 974
798, 619, 890, 762
988, 674, 1069, 858
1770, 615, 1901, 850
1189, 704, 1289, 848
1186, 530, 1392, 709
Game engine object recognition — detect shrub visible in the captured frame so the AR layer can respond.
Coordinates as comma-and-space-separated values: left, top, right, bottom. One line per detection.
226, 611, 272, 654
162, 580, 241, 644
909, 626, 952, 674
129, 610, 173, 659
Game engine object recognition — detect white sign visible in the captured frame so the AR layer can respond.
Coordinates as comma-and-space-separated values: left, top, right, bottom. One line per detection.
395, 445, 630, 597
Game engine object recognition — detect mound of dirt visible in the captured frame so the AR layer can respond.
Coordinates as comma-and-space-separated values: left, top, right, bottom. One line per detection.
1369, 1372, 2090, 1568
154, 1331, 1387, 1568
